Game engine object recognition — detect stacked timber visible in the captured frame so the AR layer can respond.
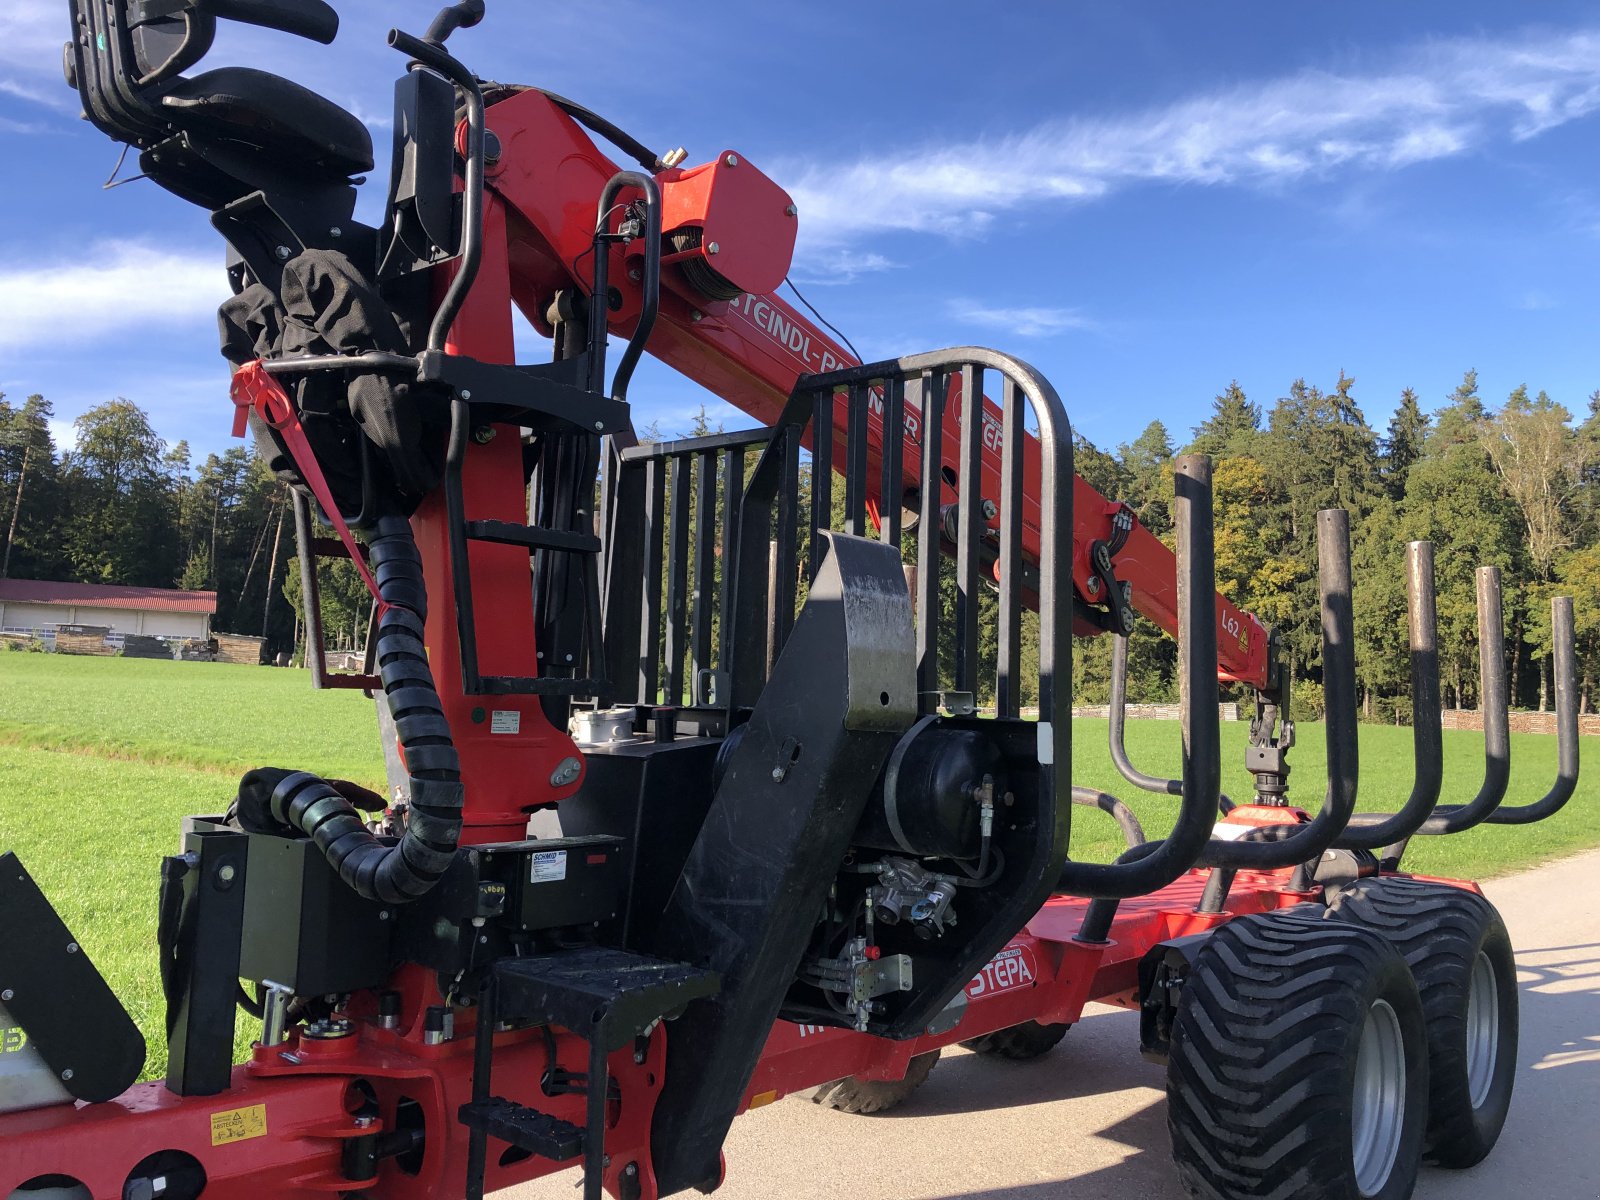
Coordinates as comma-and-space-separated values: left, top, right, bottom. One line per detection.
54, 624, 114, 656
1069, 702, 1241, 722
121, 634, 173, 660
1441, 708, 1600, 737
214, 632, 266, 666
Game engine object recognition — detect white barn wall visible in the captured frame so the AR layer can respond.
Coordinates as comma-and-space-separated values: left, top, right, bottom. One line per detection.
0, 602, 208, 639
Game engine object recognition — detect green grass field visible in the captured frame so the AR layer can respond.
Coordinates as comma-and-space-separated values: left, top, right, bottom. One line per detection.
0, 652, 1594, 1079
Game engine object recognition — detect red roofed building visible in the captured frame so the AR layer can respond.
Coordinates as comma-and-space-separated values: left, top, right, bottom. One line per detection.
0, 579, 216, 639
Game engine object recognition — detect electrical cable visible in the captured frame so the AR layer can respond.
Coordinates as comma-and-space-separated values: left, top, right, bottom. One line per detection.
784, 275, 862, 365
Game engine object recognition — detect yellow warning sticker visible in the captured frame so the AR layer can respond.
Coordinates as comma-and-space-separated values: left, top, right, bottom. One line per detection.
210, 1103, 268, 1147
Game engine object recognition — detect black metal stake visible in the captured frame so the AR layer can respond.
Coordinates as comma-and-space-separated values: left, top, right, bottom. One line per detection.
1335, 540, 1443, 851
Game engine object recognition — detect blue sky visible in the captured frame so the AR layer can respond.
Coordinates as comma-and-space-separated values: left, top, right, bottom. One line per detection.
3, 1, 1599, 462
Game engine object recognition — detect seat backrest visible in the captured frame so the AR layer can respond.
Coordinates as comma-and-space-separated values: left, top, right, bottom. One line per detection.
68, 0, 341, 135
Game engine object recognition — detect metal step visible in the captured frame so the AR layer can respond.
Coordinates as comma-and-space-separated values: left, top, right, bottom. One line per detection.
459, 1096, 584, 1160
466, 519, 600, 555
494, 947, 719, 1052
476, 674, 608, 697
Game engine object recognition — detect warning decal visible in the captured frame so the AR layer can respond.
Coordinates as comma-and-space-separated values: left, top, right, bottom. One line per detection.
210, 1103, 268, 1146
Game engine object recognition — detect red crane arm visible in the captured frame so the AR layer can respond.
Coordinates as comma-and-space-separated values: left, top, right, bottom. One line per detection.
479, 89, 1271, 689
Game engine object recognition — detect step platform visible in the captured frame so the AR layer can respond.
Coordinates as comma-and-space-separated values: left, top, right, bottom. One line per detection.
458, 1095, 585, 1160
461, 946, 719, 1200
493, 946, 720, 1052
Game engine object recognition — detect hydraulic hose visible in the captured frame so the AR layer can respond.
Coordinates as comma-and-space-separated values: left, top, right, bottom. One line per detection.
237, 515, 463, 903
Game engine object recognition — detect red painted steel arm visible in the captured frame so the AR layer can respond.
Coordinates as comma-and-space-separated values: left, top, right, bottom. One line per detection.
478, 90, 1270, 688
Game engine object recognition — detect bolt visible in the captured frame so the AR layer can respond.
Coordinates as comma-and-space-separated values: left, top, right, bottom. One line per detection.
460, 389, 472, 400
479, 935, 489, 945
472, 426, 496, 445
65, 942, 78, 954
217, 864, 236, 884
378, 910, 391, 922
706, 241, 720, 256
785, 204, 798, 217
629, 267, 642, 282
624, 1163, 639, 1177
330, 227, 343, 238
1085, 576, 1100, 597
771, 766, 786, 783
1, 989, 13, 1002
724, 154, 739, 167
60, 1069, 73, 1082
594, 421, 605, 431
275, 246, 292, 261
690, 310, 703, 322
354, 1115, 376, 1128
981, 498, 997, 520
633, 1048, 646, 1064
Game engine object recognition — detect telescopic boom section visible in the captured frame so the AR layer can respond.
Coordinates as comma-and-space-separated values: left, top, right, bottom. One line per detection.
480, 89, 1272, 689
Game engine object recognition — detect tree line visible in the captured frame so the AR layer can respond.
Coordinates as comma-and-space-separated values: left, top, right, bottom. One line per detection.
0, 394, 302, 653
1071, 370, 1599, 718
3, 371, 1596, 718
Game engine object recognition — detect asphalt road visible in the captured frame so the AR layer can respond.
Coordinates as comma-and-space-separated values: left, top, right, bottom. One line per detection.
506, 850, 1600, 1200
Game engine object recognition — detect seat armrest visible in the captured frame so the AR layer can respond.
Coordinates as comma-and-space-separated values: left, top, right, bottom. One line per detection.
197, 0, 339, 44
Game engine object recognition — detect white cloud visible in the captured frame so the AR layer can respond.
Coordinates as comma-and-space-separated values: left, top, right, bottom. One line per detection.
0, 241, 224, 353
46, 419, 75, 452
785, 28, 1600, 248
0, 4, 68, 75
789, 250, 898, 286
947, 300, 1096, 339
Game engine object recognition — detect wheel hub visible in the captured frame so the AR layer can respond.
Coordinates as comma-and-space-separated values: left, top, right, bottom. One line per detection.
1466, 950, 1501, 1109
1352, 998, 1406, 1196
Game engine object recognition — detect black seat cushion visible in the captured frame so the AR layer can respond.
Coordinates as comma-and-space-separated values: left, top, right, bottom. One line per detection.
161, 66, 373, 177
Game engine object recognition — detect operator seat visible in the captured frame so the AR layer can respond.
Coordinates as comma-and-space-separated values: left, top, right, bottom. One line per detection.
66, 0, 371, 189
160, 66, 373, 178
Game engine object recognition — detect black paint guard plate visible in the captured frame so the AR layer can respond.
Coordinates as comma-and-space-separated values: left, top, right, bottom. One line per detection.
0, 852, 146, 1102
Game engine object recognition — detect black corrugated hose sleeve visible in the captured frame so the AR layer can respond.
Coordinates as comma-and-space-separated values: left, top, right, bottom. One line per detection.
241, 515, 464, 903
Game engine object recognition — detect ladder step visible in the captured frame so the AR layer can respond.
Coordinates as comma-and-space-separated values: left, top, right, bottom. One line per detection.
466, 519, 600, 554
494, 948, 720, 1052
459, 1097, 584, 1160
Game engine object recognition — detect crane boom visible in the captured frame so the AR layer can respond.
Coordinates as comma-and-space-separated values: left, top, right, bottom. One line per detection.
479, 89, 1272, 689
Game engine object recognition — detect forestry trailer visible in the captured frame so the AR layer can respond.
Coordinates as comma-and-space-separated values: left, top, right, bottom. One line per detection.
0, 4, 1584, 1199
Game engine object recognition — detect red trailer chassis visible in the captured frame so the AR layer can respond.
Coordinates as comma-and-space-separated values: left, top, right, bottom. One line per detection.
1, 852, 1333, 1200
